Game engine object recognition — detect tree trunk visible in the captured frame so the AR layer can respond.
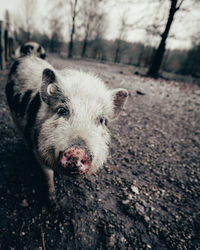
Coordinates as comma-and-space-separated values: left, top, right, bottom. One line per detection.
81, 25, 89, 58
114, 40, 121, 63
68, 0, 78, 58
136, 44, 144, 67
147, 0, 179, 77
81, 37, 88, 58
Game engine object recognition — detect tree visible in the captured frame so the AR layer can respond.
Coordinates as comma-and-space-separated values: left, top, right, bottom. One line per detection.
51, 0, 79, 58
22, 0, 38, 40
147, 0, 185, 77
68, 0, 78, 58
80, 0, 96, 58
49, 17, 64, 53
79, 0, 107, 58
114, 14, 128, 63
179, 31, 200, 77
12, 0, 38, 42
90, 13, 107, 60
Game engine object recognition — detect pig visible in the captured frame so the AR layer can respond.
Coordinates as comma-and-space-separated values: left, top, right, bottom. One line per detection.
15, 41, 46, 59
5, 55, 128, 202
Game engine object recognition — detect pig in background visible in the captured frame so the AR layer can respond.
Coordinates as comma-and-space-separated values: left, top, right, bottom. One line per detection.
14, 41, 46, 59
5, 55, 128, 203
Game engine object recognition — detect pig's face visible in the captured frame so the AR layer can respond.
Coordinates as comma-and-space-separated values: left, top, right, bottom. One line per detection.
37, 68, 128, 176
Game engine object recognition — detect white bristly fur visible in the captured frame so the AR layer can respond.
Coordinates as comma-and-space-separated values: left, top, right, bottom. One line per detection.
8, 55, 128, 198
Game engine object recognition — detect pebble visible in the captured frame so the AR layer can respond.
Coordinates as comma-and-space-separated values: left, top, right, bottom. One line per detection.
135, 202, 145, 214
20, 199, 29, 207
122, 199, 130, 205
131, 185, 139, 195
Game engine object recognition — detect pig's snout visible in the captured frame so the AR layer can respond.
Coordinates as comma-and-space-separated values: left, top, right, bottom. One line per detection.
60, 147, 92, 175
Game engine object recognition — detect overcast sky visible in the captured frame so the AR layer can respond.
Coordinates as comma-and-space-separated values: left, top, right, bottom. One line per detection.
0, 0, 199, 49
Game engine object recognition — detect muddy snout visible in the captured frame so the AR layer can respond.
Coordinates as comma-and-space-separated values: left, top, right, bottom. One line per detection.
60, 147, 92, 175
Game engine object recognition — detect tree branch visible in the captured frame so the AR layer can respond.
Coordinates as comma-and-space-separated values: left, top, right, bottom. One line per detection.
176, 0, 184, 11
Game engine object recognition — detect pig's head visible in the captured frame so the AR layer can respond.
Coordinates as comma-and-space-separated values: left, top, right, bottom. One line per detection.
20, 42, 46, 59
38, 68, 128, 176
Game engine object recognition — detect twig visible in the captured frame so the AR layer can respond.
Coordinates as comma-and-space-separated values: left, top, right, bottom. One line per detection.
19, 221, 25, 234
176, 0, 185, 10
40, 226, 46, 250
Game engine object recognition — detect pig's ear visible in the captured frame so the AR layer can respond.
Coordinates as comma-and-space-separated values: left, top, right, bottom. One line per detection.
41, 68, 57, 104
111, 88, 128, 119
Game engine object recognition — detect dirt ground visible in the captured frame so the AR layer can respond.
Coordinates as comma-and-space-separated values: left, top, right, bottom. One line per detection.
0, 54, 200, 250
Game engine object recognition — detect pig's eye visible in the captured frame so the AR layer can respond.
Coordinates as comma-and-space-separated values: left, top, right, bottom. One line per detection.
105, 118, 108, 126
57, 107, 69, 117
98, 117, 108, 127
99, 117, 104, 124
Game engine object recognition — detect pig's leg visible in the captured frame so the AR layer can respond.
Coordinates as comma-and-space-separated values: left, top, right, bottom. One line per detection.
43, 168, 55, 201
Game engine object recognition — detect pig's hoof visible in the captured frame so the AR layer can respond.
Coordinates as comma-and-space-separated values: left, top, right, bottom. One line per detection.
46, 192, 59, 210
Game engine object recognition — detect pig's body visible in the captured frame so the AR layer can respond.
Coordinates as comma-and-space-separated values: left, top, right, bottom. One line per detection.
15, 41, 46, 59
6, 56, 128, 201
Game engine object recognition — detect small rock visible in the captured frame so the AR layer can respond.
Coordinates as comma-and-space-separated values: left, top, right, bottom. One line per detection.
144, 215, 150, 222
120, 236, 127, 243
108, 234, 116, 246
135, 202, 145, 214
122, 199, 130, 205
136, 90, 145, 95
128, 193, 133, 200
131, 185, 139, 195
20, 199, 29, 207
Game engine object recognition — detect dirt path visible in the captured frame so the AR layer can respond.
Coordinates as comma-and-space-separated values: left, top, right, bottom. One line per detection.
0, 54, 200, 249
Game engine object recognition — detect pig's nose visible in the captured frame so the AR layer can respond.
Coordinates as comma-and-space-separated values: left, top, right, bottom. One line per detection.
60, 147, 92, 175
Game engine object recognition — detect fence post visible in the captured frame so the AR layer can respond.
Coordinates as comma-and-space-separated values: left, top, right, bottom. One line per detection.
4, 29, 9, 61
8, 37, 14, 57
0, 21, 5, 70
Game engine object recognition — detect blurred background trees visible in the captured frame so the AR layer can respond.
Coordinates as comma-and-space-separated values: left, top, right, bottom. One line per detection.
1, 0, 200, 82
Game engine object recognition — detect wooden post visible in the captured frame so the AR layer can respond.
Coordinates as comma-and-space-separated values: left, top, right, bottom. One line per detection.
0, 21, 5, 70
8, 37, 14, 57
4, 29, 9, 61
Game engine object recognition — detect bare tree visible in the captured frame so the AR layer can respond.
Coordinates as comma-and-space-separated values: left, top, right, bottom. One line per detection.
147, 0, 185, 77
49, 17, 64, 53
68, 0, 78, 58
22, 0, 38, 40
12, 0, 38, 42
80, 0, 94, 58
90, 12, 107, 60
114, 14, 128, 63
50, 0, 80, 57
80, 0, 96, 58
79, 0, 107, 58
112, 1, 157, 64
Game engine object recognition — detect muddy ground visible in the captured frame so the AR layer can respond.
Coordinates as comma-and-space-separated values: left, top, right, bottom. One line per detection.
0, 54, 200, 250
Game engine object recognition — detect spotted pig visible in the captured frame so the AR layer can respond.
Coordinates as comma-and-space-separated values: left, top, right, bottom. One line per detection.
6, 55, 128, 201
15, 41, 46, 59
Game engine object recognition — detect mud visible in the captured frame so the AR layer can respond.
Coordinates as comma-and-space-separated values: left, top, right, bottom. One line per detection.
0, 54, 200, 249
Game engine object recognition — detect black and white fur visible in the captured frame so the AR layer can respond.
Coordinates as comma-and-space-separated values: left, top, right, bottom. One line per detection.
15, 41, 46, 59
5, 55, 128, 201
